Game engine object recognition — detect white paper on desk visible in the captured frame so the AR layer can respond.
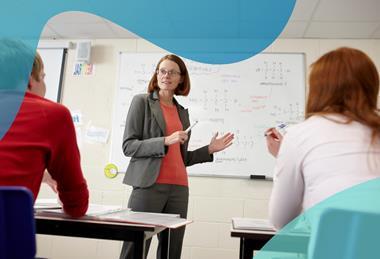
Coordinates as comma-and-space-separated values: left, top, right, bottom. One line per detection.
35, 203, 123, 216
98, 211, 192, 229
85, 204, 124, 216
232, 218, 275, 231
34, 198, 62, 210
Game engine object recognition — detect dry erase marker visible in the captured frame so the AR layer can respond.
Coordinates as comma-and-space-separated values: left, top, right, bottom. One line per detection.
276, 123, 287, 130
276, 123, 288, 135
185, 120, 199, 133
250, 175, 273, 181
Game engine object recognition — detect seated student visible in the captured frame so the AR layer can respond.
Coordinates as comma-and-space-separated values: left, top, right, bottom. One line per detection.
265, 47, 380, 229
0, 39, 89, 217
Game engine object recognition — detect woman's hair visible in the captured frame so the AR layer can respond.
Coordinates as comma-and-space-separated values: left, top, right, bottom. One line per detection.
306, 47, 380, 142
147, 54, 191, 96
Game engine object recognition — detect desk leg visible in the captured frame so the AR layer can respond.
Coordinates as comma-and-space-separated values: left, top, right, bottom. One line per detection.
241, 237, 269, 259
134, 232, 147, 259
242, 238, 254, 259
160, 228, 170, 259
239, 237, 244, 259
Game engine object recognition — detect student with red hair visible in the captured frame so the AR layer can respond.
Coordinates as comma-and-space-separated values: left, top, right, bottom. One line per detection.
266, 47, 380, 229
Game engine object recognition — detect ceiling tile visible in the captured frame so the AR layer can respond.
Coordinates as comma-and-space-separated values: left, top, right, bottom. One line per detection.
104, 20, 139, 38
305, 22, 379, 38
372, 27, 380, 38
289, 0, 319, 21
313, 0, 380, 22
279, 21, 309, 38
40, 25, 61, 39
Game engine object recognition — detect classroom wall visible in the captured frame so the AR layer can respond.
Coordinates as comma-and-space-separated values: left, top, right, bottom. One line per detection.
36, 38, 380, 259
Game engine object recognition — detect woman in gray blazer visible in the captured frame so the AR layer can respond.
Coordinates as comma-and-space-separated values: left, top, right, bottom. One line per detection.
120, 54, 234, 259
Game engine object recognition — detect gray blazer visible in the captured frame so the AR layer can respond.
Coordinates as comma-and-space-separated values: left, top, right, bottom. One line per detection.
122, 91, 213, 188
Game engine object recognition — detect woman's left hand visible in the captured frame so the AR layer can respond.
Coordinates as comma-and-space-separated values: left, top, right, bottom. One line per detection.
208, 132, 234, 154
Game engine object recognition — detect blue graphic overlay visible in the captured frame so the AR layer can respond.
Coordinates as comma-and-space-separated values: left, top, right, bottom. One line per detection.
0, 0, 295, 139
0, 39, 36, 139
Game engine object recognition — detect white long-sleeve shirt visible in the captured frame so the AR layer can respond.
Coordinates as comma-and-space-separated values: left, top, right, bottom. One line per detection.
269, 115, 380, 229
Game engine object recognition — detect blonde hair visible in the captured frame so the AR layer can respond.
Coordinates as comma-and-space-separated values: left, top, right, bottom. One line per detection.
31, 52, 44, 81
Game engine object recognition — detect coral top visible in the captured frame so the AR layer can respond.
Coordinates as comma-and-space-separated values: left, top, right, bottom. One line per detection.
156, 102, 188, 186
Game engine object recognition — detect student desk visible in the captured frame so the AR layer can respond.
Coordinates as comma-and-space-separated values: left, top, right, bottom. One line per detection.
35, 213, 170, 259
231, 228, 275, 259
231, 228, 309, 259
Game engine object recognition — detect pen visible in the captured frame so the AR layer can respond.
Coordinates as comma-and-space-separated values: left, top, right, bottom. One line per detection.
276, 123, 287, 130
185, 120, 199, 133
264, 123, 288, 137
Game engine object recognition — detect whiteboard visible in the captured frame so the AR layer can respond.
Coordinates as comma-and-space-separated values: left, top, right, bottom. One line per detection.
110, 52, 305, 178
38, 48, 66, 102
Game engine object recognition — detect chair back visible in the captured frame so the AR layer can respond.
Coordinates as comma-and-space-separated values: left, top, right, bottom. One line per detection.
308, 207, 380, 259
0, 186, 36, 259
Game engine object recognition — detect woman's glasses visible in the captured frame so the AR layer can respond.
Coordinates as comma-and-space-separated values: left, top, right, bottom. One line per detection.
157, 68, 181, 77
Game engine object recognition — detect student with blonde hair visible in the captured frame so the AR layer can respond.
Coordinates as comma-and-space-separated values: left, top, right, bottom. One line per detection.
0, 39, 89, 217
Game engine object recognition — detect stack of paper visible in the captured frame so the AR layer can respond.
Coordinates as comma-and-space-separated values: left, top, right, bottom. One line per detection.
35, 203, 123, 216
85, 204, 124, 216
232, 217, 275, 231
97, 211, 192, 229
34, 198, 62, 210
35, 203, 192, 229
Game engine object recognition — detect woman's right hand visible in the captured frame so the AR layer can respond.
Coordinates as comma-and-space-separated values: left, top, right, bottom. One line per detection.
42, 170, 58, 193
164, 131, 188, 145
265, 128, 283, 157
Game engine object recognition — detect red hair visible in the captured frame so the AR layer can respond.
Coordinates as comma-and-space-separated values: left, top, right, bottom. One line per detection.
307, 47, 380, 142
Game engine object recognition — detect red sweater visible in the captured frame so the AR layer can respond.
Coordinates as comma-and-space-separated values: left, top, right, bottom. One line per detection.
156, 102, 188, 186
0, 92, 89, 217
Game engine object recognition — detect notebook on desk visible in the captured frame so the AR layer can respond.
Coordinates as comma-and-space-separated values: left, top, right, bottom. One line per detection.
34, 198, 62, 210
232, 217, 275, 232
35, 204, 192, 229
98, 211, 192, 229
35, 203, 124, 217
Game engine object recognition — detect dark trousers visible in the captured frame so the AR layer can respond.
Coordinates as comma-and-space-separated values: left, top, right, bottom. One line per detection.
119, 183, 189, 259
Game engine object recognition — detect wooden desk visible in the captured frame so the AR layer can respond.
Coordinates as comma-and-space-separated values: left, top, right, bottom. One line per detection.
35, 214, 170, 259
231, 228, 309, 259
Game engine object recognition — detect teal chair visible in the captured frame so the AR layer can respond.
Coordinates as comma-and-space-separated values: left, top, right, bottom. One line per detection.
308, 208, 380, 259
0, 186, 36, 259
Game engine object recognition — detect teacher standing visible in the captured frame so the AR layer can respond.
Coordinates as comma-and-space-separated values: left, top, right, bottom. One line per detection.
120, 54, 234, 259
